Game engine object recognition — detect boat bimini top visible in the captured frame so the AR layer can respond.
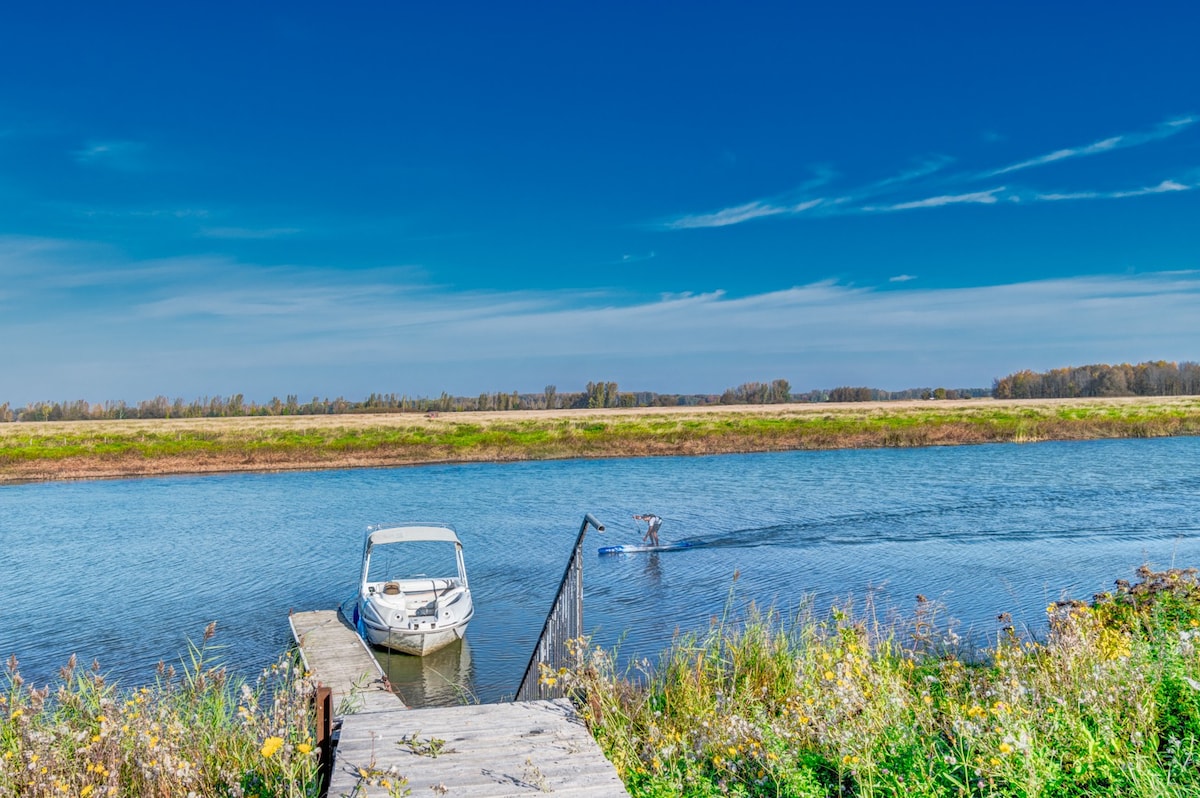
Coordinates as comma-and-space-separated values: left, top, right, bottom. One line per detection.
365, 525, 463, 547
359, 524, 469, 590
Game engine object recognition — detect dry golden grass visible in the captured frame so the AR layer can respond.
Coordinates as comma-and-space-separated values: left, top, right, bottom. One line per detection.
2, 395, 1199, 484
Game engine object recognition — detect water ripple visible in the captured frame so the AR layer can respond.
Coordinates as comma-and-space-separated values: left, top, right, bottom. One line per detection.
2, 437, 1199, 704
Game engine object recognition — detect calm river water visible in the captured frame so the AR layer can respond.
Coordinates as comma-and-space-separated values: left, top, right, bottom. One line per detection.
3, 437, 1199, 706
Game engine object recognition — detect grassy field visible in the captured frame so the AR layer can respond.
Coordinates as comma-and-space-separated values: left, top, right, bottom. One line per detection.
2, 396, 1200, 483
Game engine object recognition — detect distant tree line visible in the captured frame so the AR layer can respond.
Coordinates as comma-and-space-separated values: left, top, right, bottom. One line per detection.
822, 386, 991, 402
992, 361, 1200, 399
0, 375, 1003, 423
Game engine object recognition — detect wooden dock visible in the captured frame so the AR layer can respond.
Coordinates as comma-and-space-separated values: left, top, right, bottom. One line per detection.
292, 610, 630, 797
289, 609, 403, 714
330, 699, 629, 796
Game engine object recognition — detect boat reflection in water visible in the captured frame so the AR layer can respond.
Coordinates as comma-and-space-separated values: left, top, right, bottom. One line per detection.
375, 636, 476, 708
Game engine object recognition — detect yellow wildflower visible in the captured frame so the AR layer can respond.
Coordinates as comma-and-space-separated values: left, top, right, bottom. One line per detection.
260, 736, 285, 758
297, 743, 313, 755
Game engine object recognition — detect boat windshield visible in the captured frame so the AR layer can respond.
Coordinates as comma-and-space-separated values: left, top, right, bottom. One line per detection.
366, 539, 460, 583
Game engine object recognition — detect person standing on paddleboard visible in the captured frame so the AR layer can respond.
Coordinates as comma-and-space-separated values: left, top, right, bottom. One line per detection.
633, 513, 663, 547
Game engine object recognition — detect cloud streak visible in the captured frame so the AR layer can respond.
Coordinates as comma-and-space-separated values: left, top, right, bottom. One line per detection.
199, 226, 302, 239
982, 116, 1196, 178
73, 140, 149, 171
1036, 179, 1191, 202
667, 200, 788, 229
866, 188, 1005, 212
662, 116, 1197, 230
4, 235, 1199, 403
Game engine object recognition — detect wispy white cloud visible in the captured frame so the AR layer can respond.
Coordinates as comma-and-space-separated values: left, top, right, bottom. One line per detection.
662, 168, 838, 229
4, 235, 1199, 402
666, 200, 791, 229
73, 140, 148, 171
662, 115, 1197, 230
79, 207, 211, 219
664, 197, 829, 230
982, 116, 1196, 178
867, 188, 1005, 212
861, 156, 955, 193
984, 138, 1122, 177
1036, 179, 1191, 202
199, 226, 302, 240
889, 274, 916, 283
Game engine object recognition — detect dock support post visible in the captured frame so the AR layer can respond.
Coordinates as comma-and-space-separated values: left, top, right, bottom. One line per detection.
315, 685, 333, 795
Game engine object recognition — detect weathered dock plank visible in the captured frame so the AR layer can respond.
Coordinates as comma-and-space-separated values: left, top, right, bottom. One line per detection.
292, 610, 629, 796
329, 698, 629, 797
289, 609, 403, 713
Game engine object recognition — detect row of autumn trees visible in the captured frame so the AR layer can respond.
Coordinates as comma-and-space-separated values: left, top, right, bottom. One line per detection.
3, 377, 1003, 423
1, 379, 802, 422
5, 361, 1196, 422
993, 361, 1200, 399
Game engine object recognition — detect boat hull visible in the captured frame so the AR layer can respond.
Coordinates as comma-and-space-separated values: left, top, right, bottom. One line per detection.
364, 618, 469, 656
355, 524, 474, 657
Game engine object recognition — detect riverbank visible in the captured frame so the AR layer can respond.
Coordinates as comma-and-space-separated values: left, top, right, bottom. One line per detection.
572, 566, 1200, 797
3, 396, 1199, 484
0, 629, 321, 798
8, 566, 1198, 797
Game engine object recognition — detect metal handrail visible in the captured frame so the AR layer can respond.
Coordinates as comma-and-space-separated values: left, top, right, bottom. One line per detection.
515, 513, 604, 701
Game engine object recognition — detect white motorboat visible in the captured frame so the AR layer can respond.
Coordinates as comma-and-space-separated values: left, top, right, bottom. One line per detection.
353, 524, 474, 656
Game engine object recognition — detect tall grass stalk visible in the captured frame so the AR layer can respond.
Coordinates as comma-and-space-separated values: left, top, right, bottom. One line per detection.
564, 567, 1200, 797
0, 623, 320, 798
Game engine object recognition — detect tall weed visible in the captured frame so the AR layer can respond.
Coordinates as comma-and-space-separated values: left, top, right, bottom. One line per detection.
565, 568, 1200, 797
0, 623, 320, 798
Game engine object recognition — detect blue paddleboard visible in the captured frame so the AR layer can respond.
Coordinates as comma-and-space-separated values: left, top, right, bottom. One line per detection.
598, 541, 698, 555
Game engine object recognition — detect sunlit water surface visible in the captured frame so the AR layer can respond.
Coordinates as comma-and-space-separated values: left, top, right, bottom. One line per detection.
3, 437, 1199, 705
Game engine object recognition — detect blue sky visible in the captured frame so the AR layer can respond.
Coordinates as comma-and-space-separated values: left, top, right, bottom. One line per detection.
2, 3, 1199, 405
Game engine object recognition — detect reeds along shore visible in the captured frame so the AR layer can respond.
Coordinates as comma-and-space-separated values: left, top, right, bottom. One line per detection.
5, 567, 1200, 797
2, 396, 1200, 484
562, 566, 1200, 798
0, 624, 322, 798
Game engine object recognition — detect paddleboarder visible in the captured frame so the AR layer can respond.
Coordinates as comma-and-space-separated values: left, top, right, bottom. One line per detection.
633, 513, 663, 547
